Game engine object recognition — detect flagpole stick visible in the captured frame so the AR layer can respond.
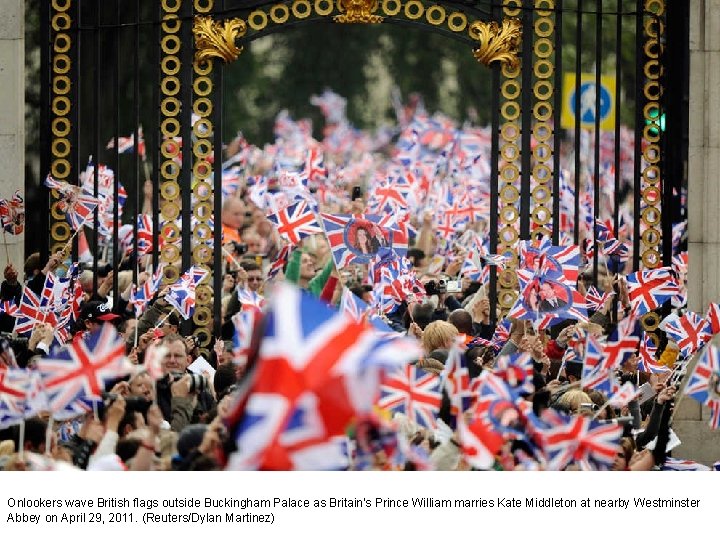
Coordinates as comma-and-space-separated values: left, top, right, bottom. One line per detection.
1, 228, 10, 266
45, 416, 54, 456
222, 246, 242, 272
92, 400, 99, 421
153, 307, 176, 330
18, 419, 25, 462
592, 400, 613, 421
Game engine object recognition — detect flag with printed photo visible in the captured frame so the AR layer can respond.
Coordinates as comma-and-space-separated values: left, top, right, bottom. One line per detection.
0, 190, 25, 235
45, 175, 100, 231
321, 214, 395, 268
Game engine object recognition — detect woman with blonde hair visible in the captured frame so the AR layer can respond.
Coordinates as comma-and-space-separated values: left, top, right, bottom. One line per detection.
555, 388, 594, 415
420, 320, 459, 354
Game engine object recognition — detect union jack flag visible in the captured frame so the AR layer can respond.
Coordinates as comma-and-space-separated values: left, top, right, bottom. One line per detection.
130, 264, 165, 318
165, 265, 209, 320
625, 267, 679, 316
303, 147, 327, 187
541, 413, 623, 470
37, 324, 132, 412
13, 285, 57, 336
482, 253, 507, 267
441, 339, 474, 414
585, 286, 614, 311
267, 244, 291, 282
684, 344, 720, 429
106, 128, 146, 158
490, 318, 511, 351
226, 284, 420, 470
267, 201, 323, 246
607, 381, 641, 408
455, 407, 504, 470
378, 364, 442, 428
581, 335, 619, 394
672, 251, 688, 276
661, 458, 711, 471
0, 300, 18, 317
0, 369, 47, 429
637, 333, 669, 373
339, 288, 370, 323
237, 287, 266, 311
232, 309, 259, 366
595, 219, 629, 260
704, 302, 720, 337
663, 311, 711, 358
136, 214, 157, 255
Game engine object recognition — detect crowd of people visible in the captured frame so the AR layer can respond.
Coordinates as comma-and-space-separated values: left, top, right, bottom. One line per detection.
0, 89, 718, 472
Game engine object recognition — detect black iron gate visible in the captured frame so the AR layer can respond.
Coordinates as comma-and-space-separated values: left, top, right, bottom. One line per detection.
31, 0, 688, 356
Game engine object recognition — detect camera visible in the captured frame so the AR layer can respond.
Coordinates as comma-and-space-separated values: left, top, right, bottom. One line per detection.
0, 333, 29, 352
102, 392, 152, 415
445, 280, 462, 293
231, 241, 248, 256
170, 372, 208, 394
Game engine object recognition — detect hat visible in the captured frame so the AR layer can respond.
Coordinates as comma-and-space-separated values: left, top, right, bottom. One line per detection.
81, 301, 120, 323
177, 424, 207, 459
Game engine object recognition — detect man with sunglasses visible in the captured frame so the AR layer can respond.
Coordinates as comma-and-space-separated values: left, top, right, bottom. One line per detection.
241, 261, 264, 293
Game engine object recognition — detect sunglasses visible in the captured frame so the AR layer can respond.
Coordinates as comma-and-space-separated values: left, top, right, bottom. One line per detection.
247, 276, 263, 282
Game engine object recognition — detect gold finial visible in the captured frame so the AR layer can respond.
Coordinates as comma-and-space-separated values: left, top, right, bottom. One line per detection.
470, 18, 522, 69
334, 0, 384, 24
193, 16, 246, 64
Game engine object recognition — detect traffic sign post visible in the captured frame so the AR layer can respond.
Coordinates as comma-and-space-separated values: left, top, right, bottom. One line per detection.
560, 73, 616, 131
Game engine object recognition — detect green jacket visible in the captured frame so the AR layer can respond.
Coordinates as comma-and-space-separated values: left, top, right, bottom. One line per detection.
285, 248, 334, 296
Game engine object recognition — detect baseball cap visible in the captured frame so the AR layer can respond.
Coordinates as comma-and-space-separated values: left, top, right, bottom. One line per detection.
81, 301, 120, 323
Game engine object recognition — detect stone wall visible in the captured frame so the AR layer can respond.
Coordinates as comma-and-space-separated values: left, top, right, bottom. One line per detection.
0, 0, 24, 273
676, 0, 720, 464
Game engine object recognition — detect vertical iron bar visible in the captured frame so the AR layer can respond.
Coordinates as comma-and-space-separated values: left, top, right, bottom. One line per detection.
214, 0, 225, 338
519, 0, 533, 240
614, 1, 622, 242
490, 61, 500, 324
152, 1, 161, 271
38, 0, 51, 262
592, 0, 602, 284
633, 0, 644, 271
132, 0, 140, 286
180, 1, 194, 335
662, 3, 688, 266
92, 0, 100, 293
112, 0, 120, 301
573, 0, 583, 245
71, 0, 81, 264
611, 0, 623, 323
552, 0, 563, 244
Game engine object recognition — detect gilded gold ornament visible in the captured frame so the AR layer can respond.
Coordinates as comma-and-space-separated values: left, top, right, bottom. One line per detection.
193, 16, 246, 63
334, 0, 384, 23
470, 18, 522, 69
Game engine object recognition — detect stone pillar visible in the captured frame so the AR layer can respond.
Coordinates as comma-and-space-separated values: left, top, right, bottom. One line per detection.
0, 0, 24, 274
677, 0, 720, 464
